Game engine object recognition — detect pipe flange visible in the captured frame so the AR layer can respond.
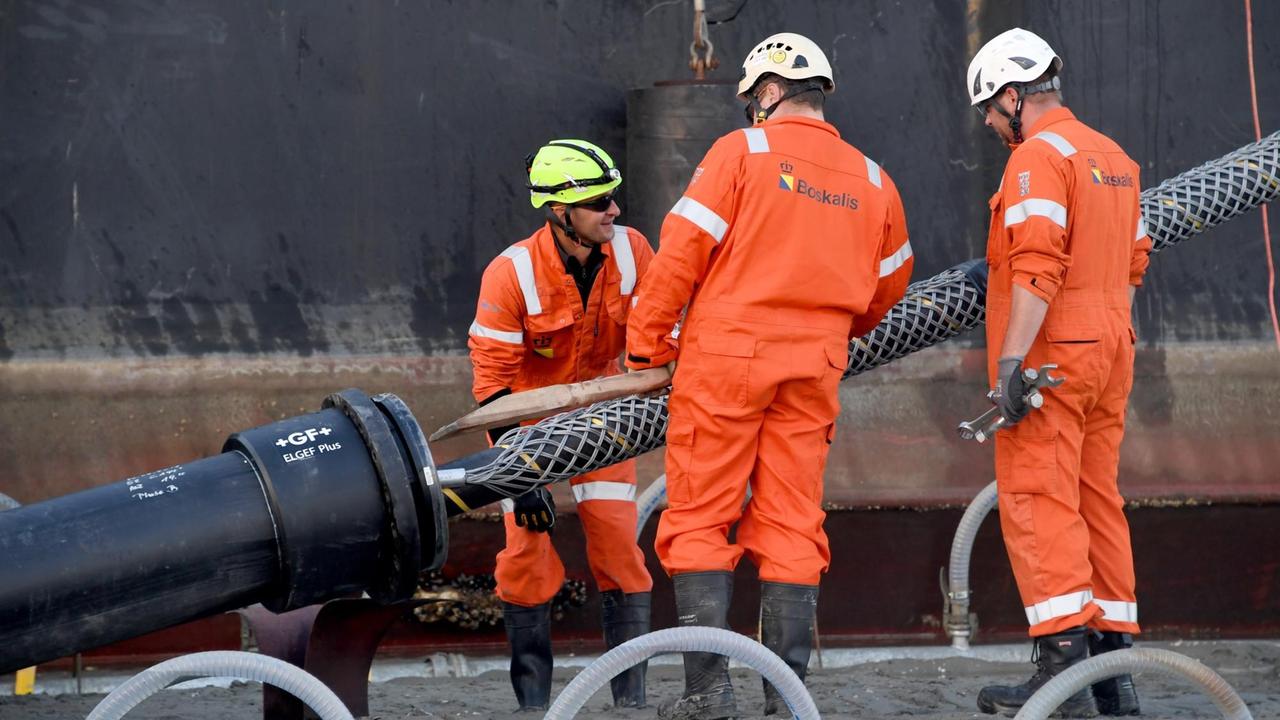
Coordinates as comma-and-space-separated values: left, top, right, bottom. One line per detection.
324, 389, 421, 602
373, 393, 449, 572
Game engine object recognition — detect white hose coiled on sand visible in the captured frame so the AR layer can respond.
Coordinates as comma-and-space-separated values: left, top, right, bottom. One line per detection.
543, 626, 820, 719
85, 650, 354, 720
1015, 648, 1252, 720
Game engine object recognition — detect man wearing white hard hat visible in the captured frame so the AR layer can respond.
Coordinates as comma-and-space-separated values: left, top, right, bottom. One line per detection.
966, 27, 1149, 718
627, 31, 913, 718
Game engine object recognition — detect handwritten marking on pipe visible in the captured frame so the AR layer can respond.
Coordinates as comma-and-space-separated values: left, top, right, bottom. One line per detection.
124, 466, 187, 501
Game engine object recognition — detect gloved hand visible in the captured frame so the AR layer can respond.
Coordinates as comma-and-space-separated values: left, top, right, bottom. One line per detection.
995, 356, 1031, 425
513, 486, 556, 533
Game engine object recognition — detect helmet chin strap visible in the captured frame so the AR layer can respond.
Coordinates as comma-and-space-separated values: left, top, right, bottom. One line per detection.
989, 86, 1028, 144
990, 77, 1061, 145
745, 84, 824, 126
546, 206, 587, 249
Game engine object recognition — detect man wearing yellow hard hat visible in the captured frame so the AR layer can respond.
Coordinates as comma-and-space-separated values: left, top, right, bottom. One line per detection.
467, 139, 656, 711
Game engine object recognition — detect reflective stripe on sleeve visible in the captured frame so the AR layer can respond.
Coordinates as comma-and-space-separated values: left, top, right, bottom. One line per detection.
1135, 217, 1149, 241
610, 225, 637, 295
865, 156, 882, 188
469, 321, 523, 345
1032, 131, 1078, 158
1094, 598, 1138, 624
499, 245, 543, 315
879, 239, 913, 277
500, 498, 515, 514
742, 127, 770, 154
572, 481, 636, 503
1005, 198, 1068, 229
1025, 589, 1094, 626
670, 196, 729, 243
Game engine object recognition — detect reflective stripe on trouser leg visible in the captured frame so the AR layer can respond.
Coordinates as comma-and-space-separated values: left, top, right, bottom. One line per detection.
495, 513, 566, 606
1093, 598, 1138, 625
572, 461, 652, 594
1024, 589, 1095, 626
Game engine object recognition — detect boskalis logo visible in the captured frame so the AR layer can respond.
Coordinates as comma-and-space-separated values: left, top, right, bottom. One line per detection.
1088, 158, 1134, 188
777, 161, 858, 210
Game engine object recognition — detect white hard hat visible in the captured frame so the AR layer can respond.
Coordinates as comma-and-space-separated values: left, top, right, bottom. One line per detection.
966, 28, 1062, 106
738, 32, 835, 98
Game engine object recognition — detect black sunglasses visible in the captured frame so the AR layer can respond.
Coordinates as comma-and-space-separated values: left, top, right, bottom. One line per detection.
573, 193, 617, 212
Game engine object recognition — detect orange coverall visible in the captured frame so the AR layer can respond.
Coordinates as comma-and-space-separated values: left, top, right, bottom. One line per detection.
626, 116, 913, 584
469, 223, 655, 606
986, 107, 1151, 637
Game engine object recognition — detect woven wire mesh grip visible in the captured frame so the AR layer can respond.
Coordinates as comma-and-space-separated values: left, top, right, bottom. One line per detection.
845, 260, 988, 378
1143, 130, 1280, 255
462, 131, 1280, 500
461, 395, 670, 495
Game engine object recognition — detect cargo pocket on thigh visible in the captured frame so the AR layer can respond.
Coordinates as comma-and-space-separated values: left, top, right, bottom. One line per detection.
823, 341, 848, 384
664, 419, 696, 504
1044, 325, 1104, 397
693, 333, 755, 408
996, 432, 1059, 494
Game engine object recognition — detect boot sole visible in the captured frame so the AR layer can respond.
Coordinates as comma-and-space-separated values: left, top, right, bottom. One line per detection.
981, 700, 1099, 718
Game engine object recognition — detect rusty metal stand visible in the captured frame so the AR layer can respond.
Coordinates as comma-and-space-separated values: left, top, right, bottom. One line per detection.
237, 598, 412, 720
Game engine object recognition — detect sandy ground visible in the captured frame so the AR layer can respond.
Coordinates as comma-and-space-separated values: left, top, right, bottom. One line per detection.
2, 640, 1277, 719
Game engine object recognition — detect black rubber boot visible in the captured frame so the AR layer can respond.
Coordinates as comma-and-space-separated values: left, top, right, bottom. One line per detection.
602, 590, 651, 708
1089, 631, 1140, 716
502, 601, 553, 711
977, 627, 1099, 717
658, 571, 738, 720
760, 581, 819, 716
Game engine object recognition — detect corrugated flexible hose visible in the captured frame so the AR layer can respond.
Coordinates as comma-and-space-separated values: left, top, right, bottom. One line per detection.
85, 651, 354, 720
1014, 648, 1253, 720
635, 473, 667, 540
542, 626, 820, 720
943, 480, 999, 650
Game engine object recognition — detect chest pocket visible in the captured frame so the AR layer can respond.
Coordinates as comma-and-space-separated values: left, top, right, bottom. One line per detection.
986, 190, 1008, 270
525, 309, 575, 361
602, 275, 631, 326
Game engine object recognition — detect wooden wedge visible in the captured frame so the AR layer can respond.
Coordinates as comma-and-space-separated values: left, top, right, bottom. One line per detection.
428, 367, 672, 442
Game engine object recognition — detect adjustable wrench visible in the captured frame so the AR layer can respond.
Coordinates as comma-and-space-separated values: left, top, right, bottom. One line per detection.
956, 364, 1066, 443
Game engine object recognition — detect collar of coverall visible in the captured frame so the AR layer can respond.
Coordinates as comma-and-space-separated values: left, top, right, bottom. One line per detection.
553, 231, 605, 273
535, 222, 615, 269
759, 114, 841, 139
1007, 106, 1077, 150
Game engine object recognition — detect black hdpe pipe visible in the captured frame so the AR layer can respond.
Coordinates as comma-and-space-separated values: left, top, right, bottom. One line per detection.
0, 389, 508, 675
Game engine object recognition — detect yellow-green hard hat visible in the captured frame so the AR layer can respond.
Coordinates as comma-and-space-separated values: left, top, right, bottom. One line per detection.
526, 139, 622, 208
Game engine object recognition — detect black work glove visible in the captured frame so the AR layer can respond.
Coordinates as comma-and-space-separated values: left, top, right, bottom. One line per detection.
512, 486, 556, 533
995, 356, 1030, 425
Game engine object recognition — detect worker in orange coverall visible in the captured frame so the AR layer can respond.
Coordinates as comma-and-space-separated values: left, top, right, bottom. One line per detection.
626, 33, 913, 718
468, 139, 654, 711
966, 28, 1150, 718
